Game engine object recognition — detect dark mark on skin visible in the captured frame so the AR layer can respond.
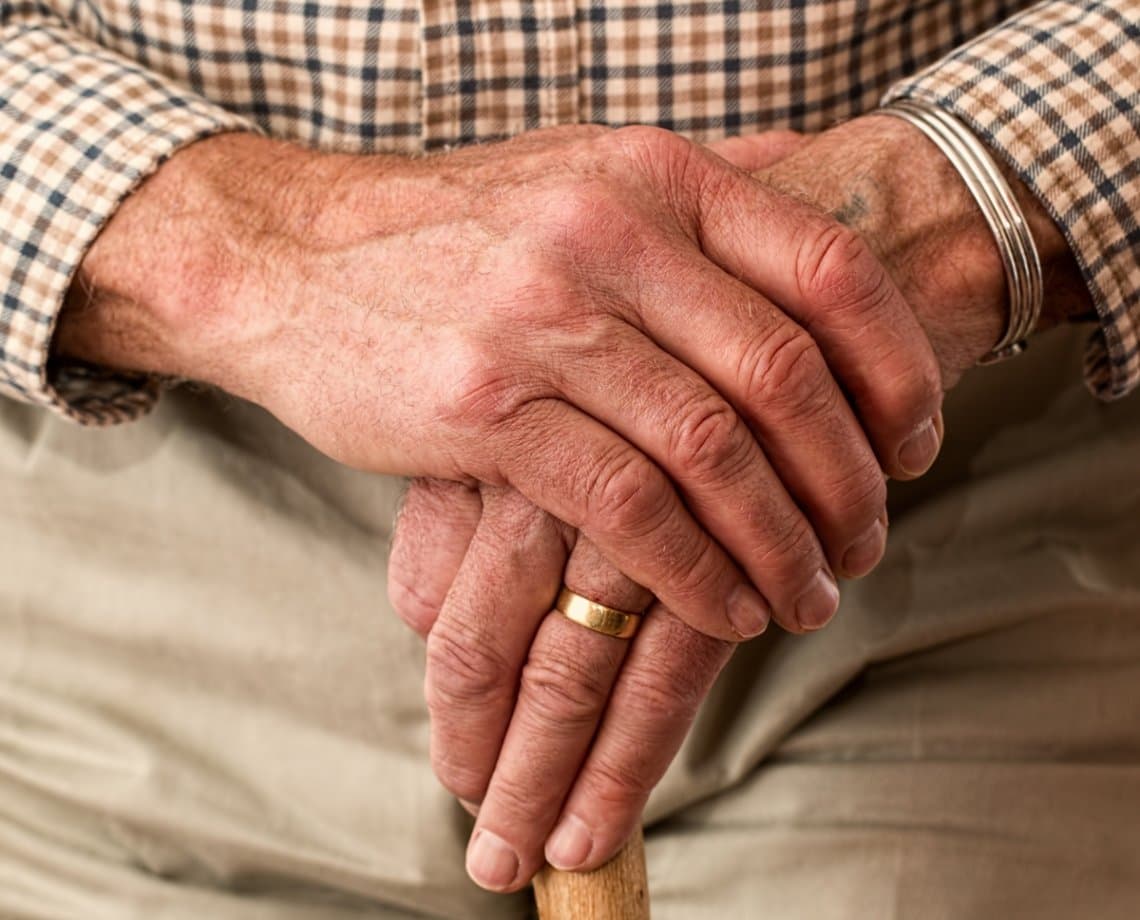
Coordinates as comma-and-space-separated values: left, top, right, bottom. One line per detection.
832, 192, 869, 228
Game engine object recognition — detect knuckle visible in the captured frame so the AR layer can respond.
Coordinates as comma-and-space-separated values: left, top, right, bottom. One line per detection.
431, 748, 489, 803
587, 750, 656, 803
582, 448, 669, 540
620, 665, 705, 728
425, 624, 516, 713
442, 339, 524, 430
536, 182, 653, 281
387, 575, 440, 637
890, 354, 944, 421
545, 182, 617, 243
665, 537, 727, 609
481, 775, 550, 825
654, 612, 736, 672
518, 654, 611, 728
739, 326, 829, 417
609, 125, 704, 222
795, 218, 882, 312
668, 397, 751, 483
611, 124, 692, 166
501, 249, 571, 303
829, 460, 888, 522
755, 512, 822, 584
818, 463, 887, 553
856, 339, 943, 440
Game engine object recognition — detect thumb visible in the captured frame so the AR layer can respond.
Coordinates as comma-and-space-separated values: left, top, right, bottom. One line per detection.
706, 130, 810, 172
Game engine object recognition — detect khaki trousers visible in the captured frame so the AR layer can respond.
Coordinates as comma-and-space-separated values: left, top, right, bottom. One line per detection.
1, 325, 1138, 919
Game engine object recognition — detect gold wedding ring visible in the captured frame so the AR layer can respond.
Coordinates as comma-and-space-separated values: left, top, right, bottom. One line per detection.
554, 587, 643, 640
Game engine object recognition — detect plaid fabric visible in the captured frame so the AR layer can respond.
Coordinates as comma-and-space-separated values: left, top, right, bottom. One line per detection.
1, 0, 1137, 422
886, 0, 1140, 399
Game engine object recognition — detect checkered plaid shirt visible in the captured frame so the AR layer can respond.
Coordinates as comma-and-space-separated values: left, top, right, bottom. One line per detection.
1, 0, 1137, 422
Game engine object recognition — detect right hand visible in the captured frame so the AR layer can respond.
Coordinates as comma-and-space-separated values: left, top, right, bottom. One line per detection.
59, 124, 943, 640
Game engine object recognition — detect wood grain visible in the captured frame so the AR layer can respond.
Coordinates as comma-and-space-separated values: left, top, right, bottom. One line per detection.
533, 828, 649, 920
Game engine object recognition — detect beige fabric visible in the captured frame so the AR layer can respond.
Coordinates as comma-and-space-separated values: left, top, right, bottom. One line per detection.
1, 325, 1138, 918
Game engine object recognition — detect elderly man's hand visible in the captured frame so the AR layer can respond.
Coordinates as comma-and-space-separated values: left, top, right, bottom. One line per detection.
59, 124, 943, 645
392, 480, 736, 891
388, 118, 1093, 892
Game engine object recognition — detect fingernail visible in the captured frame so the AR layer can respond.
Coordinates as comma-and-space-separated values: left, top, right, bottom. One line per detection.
795, 569, 840, 631
898, 416, 941, 477
458, 798, 480, 817
466, 829, 519, 891
842, 519, 886, 578
726, 584, 771, 639
546, 814, 594, 871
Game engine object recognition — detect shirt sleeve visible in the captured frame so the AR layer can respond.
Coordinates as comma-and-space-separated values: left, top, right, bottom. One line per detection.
0, 5, 255, 425
883, 0, 1140, 401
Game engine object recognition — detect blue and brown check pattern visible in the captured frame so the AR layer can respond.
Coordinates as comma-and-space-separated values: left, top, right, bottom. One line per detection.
1, 0, 1138, 422
887, 0, 1140, 400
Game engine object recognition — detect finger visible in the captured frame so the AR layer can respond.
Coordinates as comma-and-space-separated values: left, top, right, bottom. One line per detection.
387, 478, 482, 637
607, 256, 889, 586
692, 161, 944, 479
617, 130, 943, 480
545, 603, 733, 872
466, 539, 649, 892
706, 131, 810, 172
553, 319, 852, 630
424, 488, 571, 806
495, 397, 772, 641
561, 538, 653, 614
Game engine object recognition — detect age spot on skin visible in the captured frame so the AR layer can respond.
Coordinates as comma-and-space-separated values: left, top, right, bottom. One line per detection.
832, 192, 869, 228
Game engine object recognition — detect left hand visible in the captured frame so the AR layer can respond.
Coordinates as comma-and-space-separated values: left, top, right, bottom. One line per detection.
394, 480, 737, 893
388, 117, 1092, 892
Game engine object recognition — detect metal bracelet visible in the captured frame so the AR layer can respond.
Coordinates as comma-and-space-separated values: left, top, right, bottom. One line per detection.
878, 98, 1044, 364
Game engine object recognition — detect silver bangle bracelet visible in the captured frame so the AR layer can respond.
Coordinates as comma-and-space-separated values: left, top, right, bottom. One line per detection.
878, 99, 1044, 364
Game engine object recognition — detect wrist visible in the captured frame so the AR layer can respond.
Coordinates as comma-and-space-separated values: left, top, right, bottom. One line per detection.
760, 114, 1091, 386
55, 131, 327, 401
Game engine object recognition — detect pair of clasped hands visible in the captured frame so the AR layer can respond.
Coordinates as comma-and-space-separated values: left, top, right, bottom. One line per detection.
65, 113, 1044, 894
383, 123, 957, 894
372, 115, 1042, 891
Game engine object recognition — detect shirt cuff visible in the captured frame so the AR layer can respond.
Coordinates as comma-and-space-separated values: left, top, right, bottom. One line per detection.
0, 16, 257, 425
883, 0, 1140, 400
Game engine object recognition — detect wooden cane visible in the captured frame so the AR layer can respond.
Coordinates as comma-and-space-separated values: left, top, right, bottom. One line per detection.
533, 827, 650, 919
